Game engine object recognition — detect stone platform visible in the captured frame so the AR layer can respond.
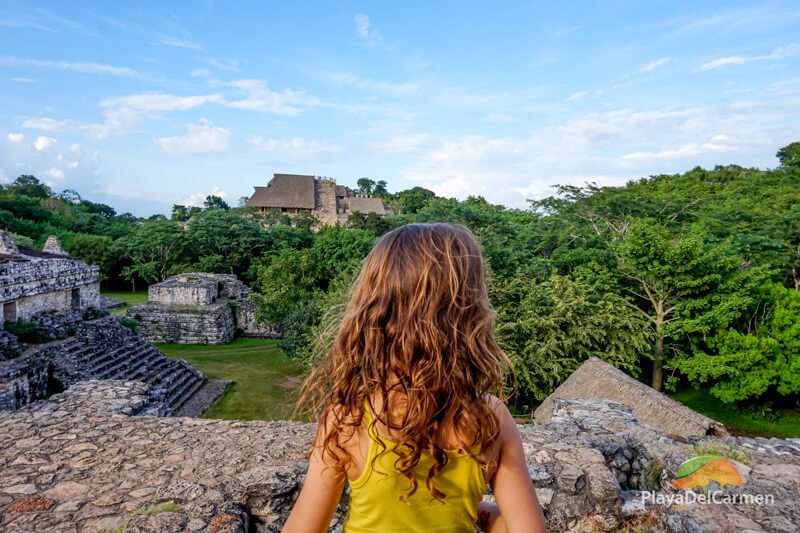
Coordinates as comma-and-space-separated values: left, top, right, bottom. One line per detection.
1, 382, 798, 532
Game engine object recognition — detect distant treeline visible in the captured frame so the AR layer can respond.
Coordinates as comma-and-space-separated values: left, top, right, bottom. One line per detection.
2, 142, 799, 412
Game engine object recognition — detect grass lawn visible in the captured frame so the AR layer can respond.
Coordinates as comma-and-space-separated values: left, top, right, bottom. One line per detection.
101, 290, 148, 315
670, 388, 800, 439
157, 338, 305, 421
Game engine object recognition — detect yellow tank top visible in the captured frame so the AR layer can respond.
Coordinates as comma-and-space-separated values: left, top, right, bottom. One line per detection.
343, 402, 487, 532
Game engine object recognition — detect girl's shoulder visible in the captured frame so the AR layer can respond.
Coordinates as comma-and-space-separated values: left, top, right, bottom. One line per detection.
482, 394, 516, 443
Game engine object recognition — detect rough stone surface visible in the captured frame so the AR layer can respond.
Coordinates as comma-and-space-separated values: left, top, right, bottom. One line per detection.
535, 357, 727, 437
128, 273, 281, 344
1, 384, 797, 532
1, 232, 100, 321
0, 317, 208, 415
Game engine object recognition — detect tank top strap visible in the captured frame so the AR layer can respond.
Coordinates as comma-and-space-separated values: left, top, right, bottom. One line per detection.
362, 398, 373, 425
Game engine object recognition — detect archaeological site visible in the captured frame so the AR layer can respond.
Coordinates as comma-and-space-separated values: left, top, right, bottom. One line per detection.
0, 232, 225, 416
1, 233, 799, 533
126, 272, 281, 344
1, 382, 798, 532
245, 173, 394, 226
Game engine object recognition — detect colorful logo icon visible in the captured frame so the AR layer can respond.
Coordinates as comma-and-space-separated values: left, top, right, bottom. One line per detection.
672, 455, 744, 489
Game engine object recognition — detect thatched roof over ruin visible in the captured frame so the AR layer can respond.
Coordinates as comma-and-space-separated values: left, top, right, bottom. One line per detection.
246, 173, 316, 209
347, 196, 391, 216
534, 357, 727, 437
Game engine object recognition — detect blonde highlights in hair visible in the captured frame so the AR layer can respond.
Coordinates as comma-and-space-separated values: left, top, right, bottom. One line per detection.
299, 222, 510, 500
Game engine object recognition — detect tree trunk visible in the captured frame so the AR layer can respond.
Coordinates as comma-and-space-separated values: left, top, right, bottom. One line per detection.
652, 335, 664, 391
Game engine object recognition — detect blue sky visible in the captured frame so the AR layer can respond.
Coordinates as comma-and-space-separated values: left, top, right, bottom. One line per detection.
1, 1, 799, 215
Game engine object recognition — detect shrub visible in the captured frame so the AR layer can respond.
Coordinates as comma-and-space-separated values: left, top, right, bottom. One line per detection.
119, 317, 139, 334
4, 318, 49, 343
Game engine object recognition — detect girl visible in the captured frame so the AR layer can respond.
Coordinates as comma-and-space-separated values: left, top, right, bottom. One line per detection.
283, 223, 546, 532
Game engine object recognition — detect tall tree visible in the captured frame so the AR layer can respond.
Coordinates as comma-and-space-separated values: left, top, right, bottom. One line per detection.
356, 178, 375, 195
613, 219, 766, 391
776, 142, 800, 168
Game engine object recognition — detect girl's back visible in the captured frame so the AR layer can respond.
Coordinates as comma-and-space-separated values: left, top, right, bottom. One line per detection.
342, 396, 489, 532
283, 223, 546, 532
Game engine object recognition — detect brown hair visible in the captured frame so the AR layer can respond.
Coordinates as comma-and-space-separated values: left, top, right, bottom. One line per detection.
298, 222, 510, 500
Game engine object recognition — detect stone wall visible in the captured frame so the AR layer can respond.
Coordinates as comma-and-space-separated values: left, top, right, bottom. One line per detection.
234, 300, 283, 339
130, 273, 280, 344
0, 351, 50, 411
314, 177, 338, 227
12, 283, 101, 321
1, 233, 100, 321
149, 280, 217, 306
0, 317, 212, 416
1, 383, 798, 533
129, 301, 235, 344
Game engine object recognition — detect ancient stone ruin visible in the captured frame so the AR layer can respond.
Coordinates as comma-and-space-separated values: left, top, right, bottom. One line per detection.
0, 315, 219, 416
127, 273, 280, 344
245, 173, 394, 226
535, 357, 729, 437
1, 232, 100, 322
1, 381, 797, 532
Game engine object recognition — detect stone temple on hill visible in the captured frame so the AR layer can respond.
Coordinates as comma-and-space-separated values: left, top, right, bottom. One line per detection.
127, 273, 280, 344
1, 232, 100, 322
245, 173, 394, 226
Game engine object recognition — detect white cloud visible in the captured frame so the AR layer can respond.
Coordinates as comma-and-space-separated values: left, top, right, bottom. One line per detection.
0, 133, 100, 192
157, 35, 204, 51
43, 167, 64, 179
641, 57, 670, 72
0, 56, 142, 78
223, 79, 318, 115
698, 43, 800, 71
389, 99, 800, 208
155, 119, 231, 155
34, 135, 56, 151
249, 136, 343, 159
368, 134, 431, 153
7, 133, 23, 143
182, 187, 228, 207
567, 90, 590, 102
20, 82, 316, 140
354, 14, 382, 45
310, 70, 420, 95
9, 77, 37, 83
482, 113, 521, 123
22, 117, 72, 131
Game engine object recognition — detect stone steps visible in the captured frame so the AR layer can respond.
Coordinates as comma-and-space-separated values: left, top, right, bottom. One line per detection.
53, 318, 208, 415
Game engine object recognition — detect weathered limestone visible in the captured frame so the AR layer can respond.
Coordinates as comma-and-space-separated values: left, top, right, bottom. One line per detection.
535, 357, 728, 437
128, 273, 281, 344
1, 383, 797, 532
0, 232, 100, 322
245, 174, 394, 228
0, 316, 214, 416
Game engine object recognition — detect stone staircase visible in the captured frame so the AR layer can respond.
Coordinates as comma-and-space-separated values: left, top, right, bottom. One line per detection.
34, 317, 206, 416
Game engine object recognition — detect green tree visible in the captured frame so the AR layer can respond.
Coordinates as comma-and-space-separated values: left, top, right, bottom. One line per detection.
7, 175, 52, 198
675, 283, 800, 402
120, 219, 186, 286
613, 219, 766, 391
203, 195, 230, 210
776, 142, 800, 168
373, 180, 389, 197
392, 186, 436, 214
357, 178, 375, 195
492, 269, 651, 404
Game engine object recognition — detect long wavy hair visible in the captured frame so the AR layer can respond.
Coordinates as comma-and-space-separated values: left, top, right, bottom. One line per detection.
298, 222, 511, 501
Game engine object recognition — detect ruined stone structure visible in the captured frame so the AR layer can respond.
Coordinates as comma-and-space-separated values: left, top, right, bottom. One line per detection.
0, 232, 100, 323
245, 173, 394, 226
128, 273, 280, 345
535, 357, 728, 437
1, 383, 797, 532
0, 316, 215, 416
